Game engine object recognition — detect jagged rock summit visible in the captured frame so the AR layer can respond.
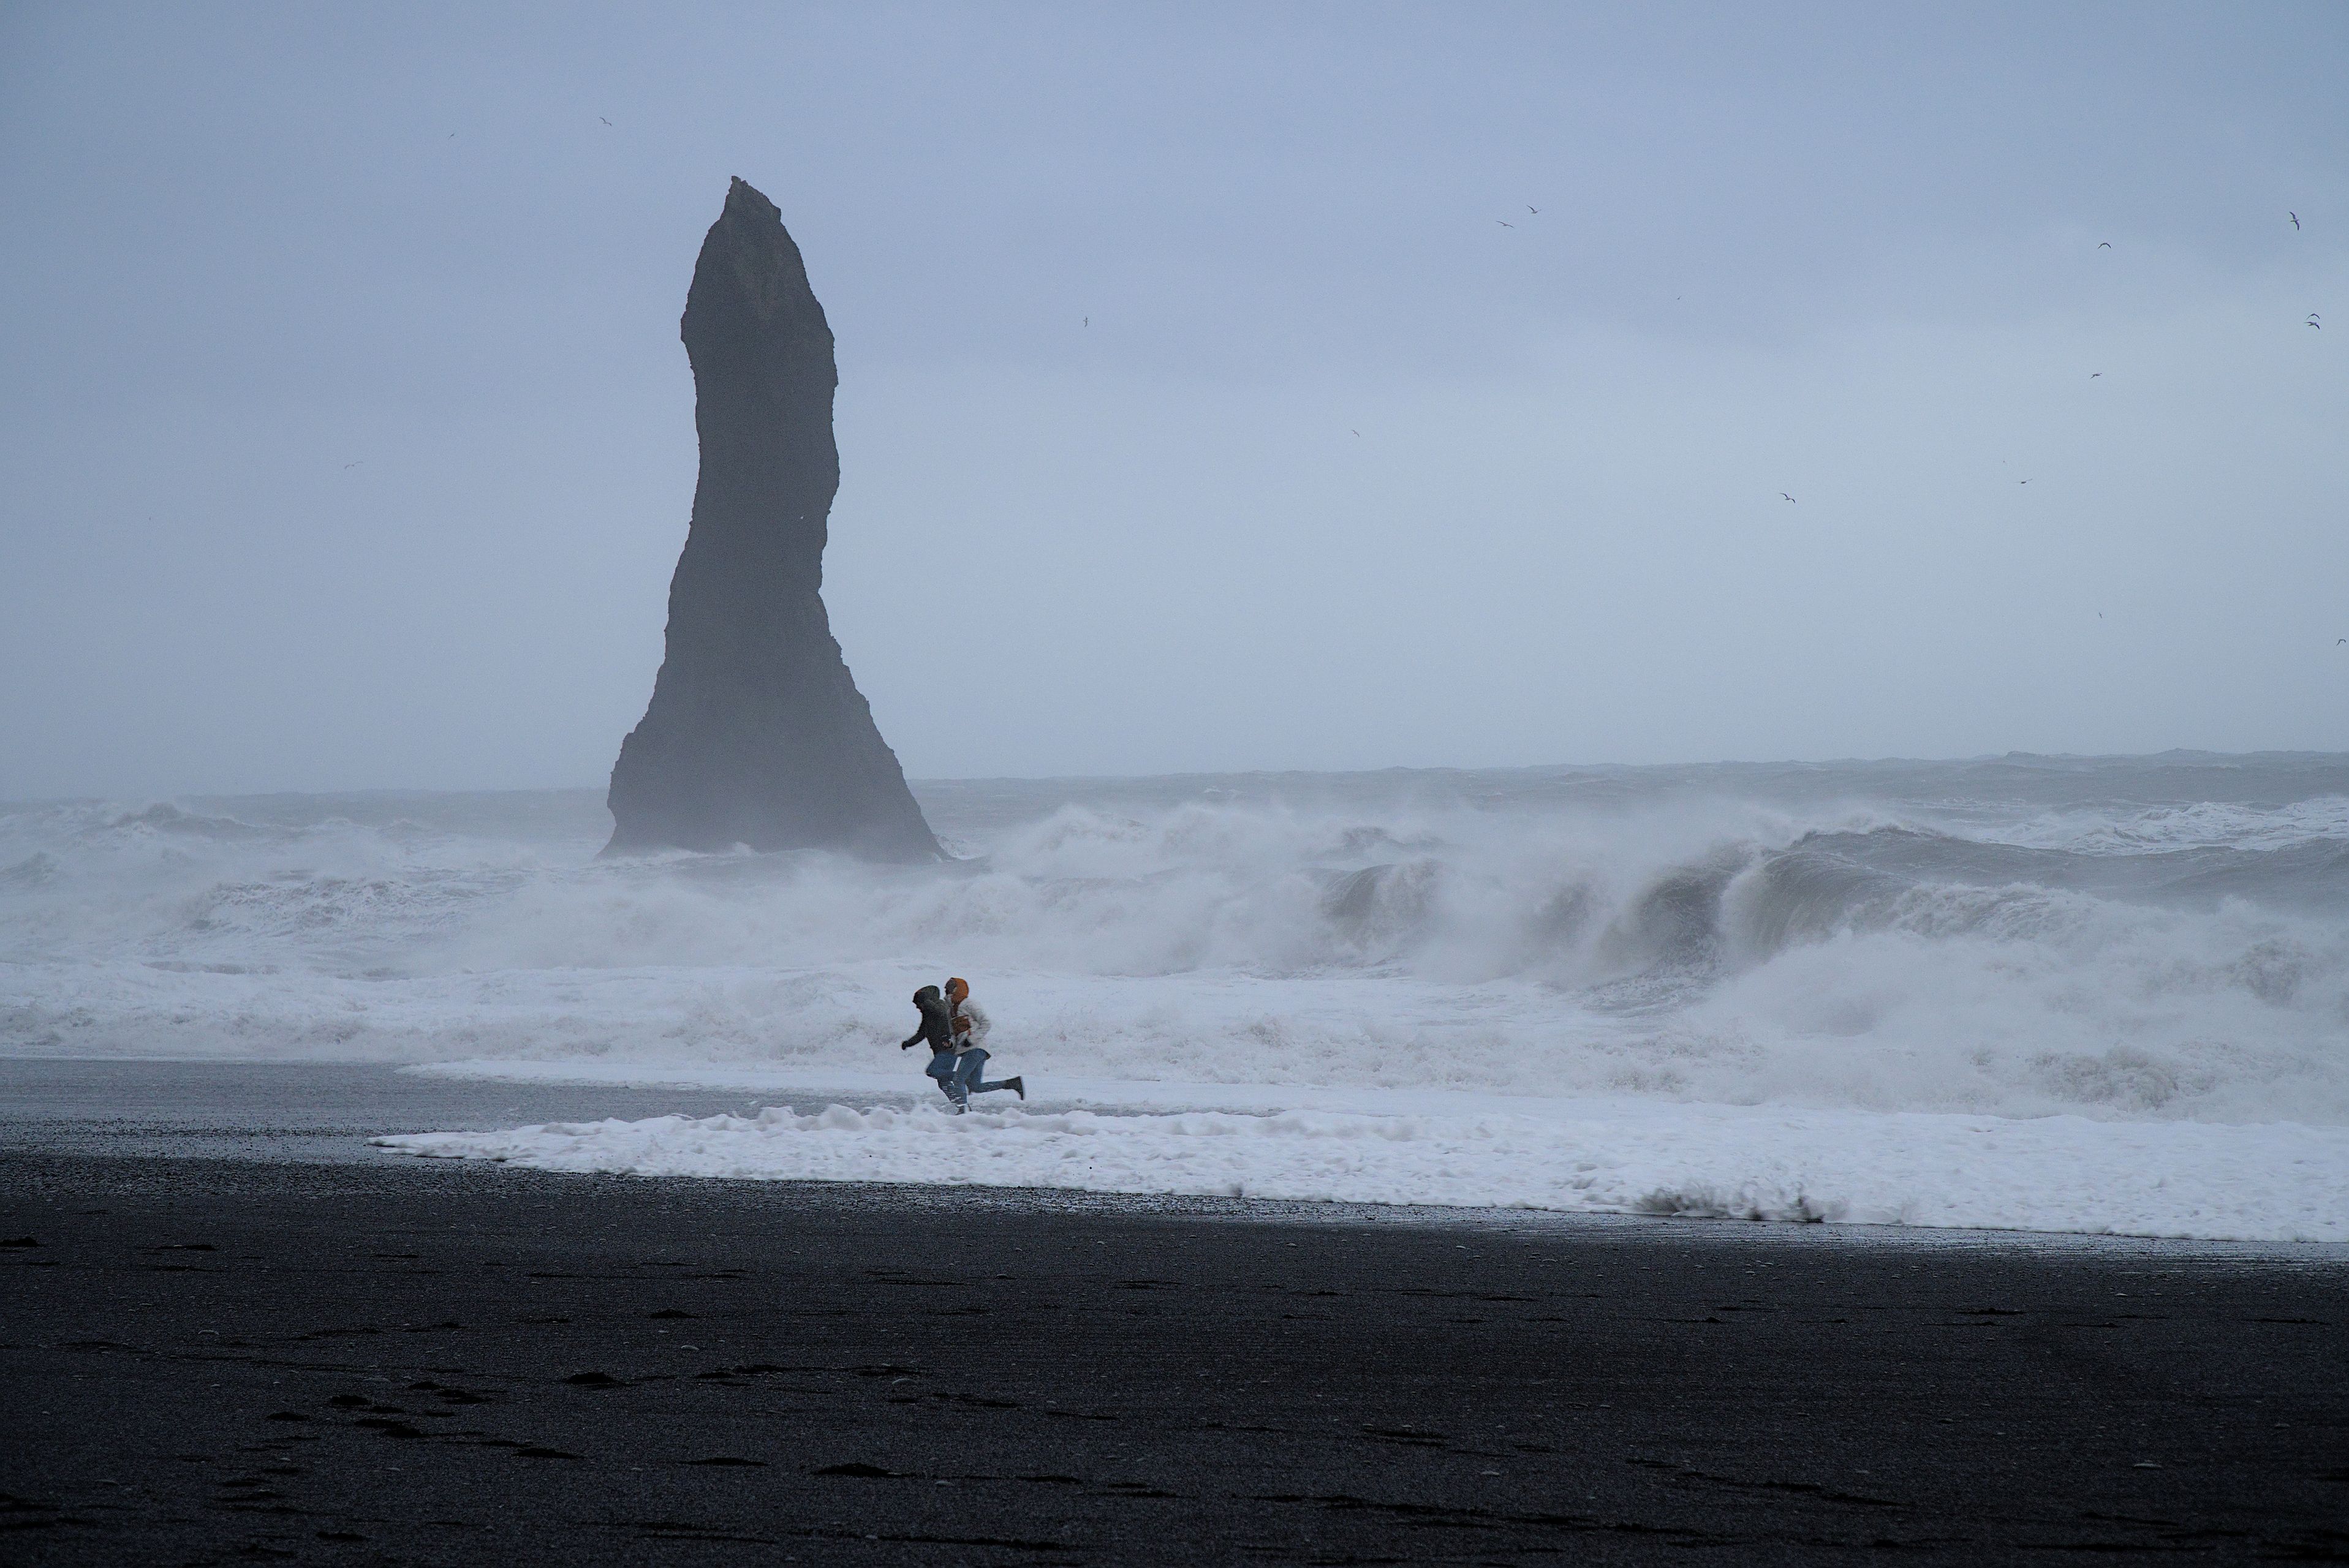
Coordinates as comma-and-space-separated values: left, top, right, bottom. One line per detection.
605, 177, 939, 860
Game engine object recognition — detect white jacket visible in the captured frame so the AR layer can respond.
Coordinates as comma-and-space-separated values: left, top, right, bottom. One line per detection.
950, 997, 990, 1050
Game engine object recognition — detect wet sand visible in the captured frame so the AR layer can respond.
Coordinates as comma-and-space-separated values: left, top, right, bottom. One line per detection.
2, 1062, 2345, 1564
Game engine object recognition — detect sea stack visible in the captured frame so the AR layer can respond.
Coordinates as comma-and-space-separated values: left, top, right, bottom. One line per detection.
605, 178, 939, 860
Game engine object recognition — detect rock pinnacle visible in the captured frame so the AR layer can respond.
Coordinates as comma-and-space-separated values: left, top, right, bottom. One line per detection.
605, 177, 939, 859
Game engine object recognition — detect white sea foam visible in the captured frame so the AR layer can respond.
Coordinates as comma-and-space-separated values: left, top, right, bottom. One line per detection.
8, 757, 2349, 1238
1991, 795, 2349, 855
375, 1095, 2349, 1243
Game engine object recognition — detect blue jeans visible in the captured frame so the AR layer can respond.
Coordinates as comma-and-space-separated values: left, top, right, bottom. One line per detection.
924, 1049, 961, 1103
929, 1047, 1011, 1107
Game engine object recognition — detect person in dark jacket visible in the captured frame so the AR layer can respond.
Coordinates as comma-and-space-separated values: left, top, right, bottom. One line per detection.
899, 985, 962, 1106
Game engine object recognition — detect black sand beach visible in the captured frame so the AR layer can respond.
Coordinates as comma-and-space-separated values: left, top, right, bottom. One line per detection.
3, 1063, 2346, 1564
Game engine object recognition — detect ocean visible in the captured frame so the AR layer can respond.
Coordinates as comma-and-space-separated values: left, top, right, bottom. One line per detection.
7, 752, 2347, 1240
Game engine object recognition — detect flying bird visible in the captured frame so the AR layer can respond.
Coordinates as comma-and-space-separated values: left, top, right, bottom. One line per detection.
1352, 429, 1361, 437
2290, 212, 2300, 230
2091, 372, 2102, 378
343, 461, 363, 469
1780, 493, 1796, 503
2019, 479, 2031, 484
1527, 205, 1538, 214
1496, 220, 1515, 228
1083, 316, 1088, 327
2098, 241, 2111, 249
600, 116, 612, 126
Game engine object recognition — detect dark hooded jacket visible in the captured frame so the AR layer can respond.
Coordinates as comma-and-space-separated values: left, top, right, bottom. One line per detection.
899, 985, 955, 1052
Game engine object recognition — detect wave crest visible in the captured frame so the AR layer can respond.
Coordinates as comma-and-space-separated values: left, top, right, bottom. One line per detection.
4, 778, 2347, 1126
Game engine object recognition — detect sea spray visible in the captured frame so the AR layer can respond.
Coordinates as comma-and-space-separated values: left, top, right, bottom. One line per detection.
4, 756, 2347, 1129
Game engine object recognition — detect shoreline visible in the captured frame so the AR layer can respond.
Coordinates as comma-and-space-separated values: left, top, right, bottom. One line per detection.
7, 1056, 2341, 1250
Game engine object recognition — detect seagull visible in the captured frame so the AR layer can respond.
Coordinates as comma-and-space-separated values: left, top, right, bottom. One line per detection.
2019, 478, 2031, 484
2091, 372, 2102, 378
1496, 220, 1515, 228
1527, 205, 1538, 214
1352, 429, 1360, 437
1780, 493, 1795, 503
600, 116, 612, 126
343, 461, 363, 469
1083, 316, 1088, 327
2098, 241, 2111, 249
2290, 212, 2300, 230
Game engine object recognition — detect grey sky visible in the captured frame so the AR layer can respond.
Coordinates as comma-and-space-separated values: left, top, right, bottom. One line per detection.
1, 2, 2342, 799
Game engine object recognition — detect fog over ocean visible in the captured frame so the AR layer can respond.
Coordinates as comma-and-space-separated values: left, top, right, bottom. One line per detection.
8, 751, 2346, 1241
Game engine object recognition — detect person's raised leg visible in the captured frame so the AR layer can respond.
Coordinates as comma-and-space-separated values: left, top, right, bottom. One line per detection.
962, 1049, 1021, 1097
967, 1051, 1015, 1103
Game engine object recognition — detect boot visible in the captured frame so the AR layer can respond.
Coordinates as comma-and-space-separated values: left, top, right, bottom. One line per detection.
1005, 1076, 1025, 1101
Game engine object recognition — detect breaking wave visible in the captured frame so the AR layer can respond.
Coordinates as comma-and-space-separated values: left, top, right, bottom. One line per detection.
4, 754, 2348, 1128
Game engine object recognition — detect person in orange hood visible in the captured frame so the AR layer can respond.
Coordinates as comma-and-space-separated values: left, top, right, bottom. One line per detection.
940, 976, 1023, 1111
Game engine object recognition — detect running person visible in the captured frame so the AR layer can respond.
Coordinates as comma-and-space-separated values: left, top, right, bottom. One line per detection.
943, 976, 1023, 1109
899, 984, 963, 1107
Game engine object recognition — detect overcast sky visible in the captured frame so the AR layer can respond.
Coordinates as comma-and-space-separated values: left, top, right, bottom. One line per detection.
1, 2, 2343, 799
